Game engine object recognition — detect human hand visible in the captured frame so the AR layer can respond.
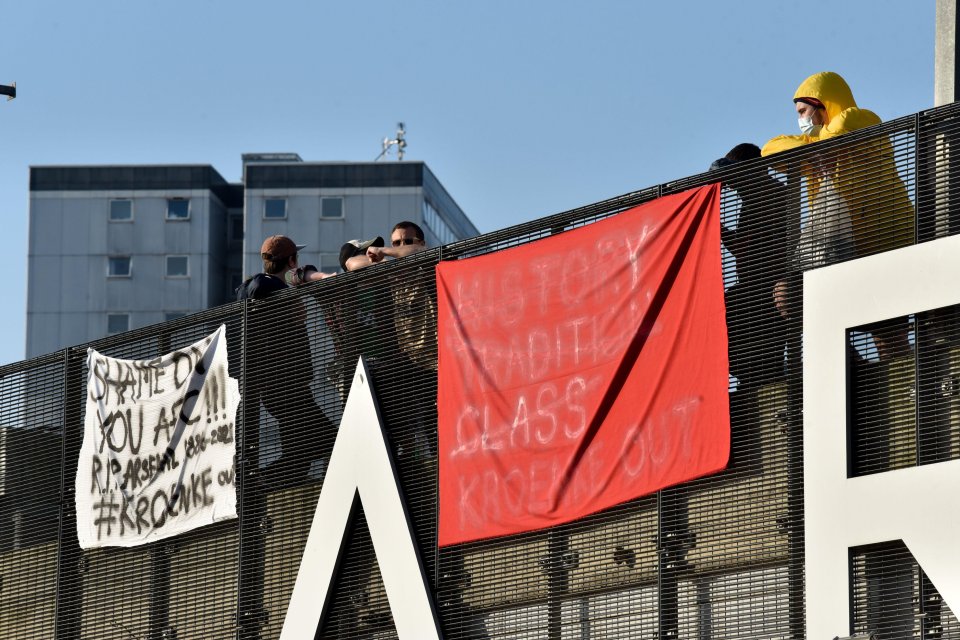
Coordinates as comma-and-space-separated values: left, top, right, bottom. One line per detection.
367, 246, 385, 263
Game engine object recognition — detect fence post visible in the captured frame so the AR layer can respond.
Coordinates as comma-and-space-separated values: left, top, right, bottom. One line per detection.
54, 348, 84, 639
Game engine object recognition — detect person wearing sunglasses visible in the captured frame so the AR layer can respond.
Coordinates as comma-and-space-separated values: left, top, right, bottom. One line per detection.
365, 220, 437, 460
366, 220, 428, 264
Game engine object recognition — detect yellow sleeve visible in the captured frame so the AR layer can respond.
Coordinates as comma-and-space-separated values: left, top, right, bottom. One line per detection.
761, 108, 883, 157
761, 134, 811, 157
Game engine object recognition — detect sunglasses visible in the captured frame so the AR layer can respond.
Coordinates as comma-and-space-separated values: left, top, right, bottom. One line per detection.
392, 238, 420, 247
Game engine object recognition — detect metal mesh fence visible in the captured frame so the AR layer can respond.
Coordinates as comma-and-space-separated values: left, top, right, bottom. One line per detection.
5, 102, 960, 638
851, 541, 960, 639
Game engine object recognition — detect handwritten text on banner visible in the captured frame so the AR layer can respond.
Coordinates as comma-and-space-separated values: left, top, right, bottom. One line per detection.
436, 184, 730, 546
76, 325, 240, 549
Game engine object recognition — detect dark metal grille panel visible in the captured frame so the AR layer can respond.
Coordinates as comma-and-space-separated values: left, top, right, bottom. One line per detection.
852, 541, 960, 639
0, 354, 63, 639
850, 305, 960, 476
8, 101, 960, 638
320, 509, 397, 638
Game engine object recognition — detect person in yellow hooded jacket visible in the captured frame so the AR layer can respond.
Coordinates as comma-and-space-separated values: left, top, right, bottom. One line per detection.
763, 71, 913, 358
762, 71, 913, 265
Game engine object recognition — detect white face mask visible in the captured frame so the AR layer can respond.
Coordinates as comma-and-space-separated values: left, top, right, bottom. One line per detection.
798, 116, 817, 135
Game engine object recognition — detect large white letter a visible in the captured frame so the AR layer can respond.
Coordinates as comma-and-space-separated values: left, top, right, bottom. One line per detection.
280, 357, 443, 639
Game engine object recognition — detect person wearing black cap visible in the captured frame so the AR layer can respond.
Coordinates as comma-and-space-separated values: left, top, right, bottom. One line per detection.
709, 144, 789, 390
321, 235, 390, 405
324, 226, 428, 409
237, 235, 336, 488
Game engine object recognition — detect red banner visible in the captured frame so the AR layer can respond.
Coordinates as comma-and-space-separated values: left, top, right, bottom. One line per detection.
436, 184, 729, 546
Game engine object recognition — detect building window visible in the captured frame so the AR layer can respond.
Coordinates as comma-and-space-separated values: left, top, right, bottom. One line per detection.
166, 198, 190, 220
107, 313, 129, 335
109, 199, 133, 222
165, 312, 187, 322
166, 255, 189, 277
321, 197, 343, 218
320, 253, 341, 274
108, 256, 131, 277
264, 198, 287, 219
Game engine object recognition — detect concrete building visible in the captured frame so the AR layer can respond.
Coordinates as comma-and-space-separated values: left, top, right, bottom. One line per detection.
26, 156, 478, 358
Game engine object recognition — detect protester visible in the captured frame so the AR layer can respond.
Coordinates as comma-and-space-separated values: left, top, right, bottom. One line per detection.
762, 71, 913, 264
241, 235, 335, 294
362, 221, 437, 460
366, 222, 435, 369
709, 143, 789, 388
323, 236, 389, 404
366, 220, 428, 263
329, 221, 436, 424
710, 143, 789, 292
237, 235, 337, 487
763, 71, 913, 357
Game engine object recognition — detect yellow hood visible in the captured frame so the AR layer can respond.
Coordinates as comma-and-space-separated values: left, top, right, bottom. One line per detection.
793, 71, 857, 127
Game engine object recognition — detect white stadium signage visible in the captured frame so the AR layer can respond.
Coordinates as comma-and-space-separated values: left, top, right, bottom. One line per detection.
804, 234, 960, 638
281, 357, 443, 639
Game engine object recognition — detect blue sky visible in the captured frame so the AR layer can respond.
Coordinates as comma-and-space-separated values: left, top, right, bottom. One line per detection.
0, 0, 936, 366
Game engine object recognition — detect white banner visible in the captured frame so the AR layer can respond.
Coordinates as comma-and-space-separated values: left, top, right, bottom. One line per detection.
76, 325, 240, 549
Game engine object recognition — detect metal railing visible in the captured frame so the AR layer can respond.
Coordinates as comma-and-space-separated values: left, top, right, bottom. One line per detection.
5, 101, 960, 639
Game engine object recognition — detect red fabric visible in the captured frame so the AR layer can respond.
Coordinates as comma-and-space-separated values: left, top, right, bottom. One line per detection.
436, 184, 729, 546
